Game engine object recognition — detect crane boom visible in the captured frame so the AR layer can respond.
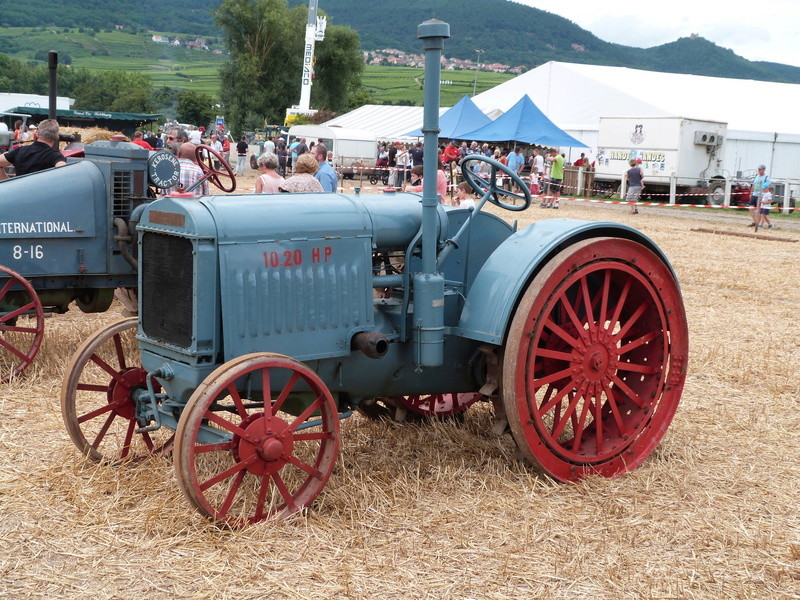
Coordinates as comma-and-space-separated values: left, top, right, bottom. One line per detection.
285, 0, 327, 125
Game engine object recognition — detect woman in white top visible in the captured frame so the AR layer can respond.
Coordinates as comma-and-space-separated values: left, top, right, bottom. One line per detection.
255, 152, 285, 194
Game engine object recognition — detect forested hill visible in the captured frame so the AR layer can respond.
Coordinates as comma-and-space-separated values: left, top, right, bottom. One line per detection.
3, 0, 800, 84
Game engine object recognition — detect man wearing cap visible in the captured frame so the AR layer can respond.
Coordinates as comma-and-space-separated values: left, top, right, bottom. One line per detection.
749, 164, 770, 227
0, 119, 65, 181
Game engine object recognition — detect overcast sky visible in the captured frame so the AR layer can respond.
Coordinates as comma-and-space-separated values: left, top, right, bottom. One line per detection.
512, 0, 800, 68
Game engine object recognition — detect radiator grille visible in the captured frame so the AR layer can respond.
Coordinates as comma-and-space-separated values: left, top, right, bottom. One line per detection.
141, 232, 193, 347
112, 170, 133, 218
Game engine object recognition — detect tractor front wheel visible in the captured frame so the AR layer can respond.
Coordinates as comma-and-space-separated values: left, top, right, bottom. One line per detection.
0, 266, 45, 383
501, 238, 688, 481
61, 317, 174, 462
174, 353, 340, 527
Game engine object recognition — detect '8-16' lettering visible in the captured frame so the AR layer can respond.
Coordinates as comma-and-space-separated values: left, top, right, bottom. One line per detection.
12, 244, 44, 259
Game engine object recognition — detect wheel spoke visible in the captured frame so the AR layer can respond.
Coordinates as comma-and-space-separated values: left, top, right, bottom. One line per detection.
112, 333, 127, 370
598, 270, 611, 327
76, 383, 112, 393
0, 301, 37, 322
615, 300, 650, 341
217, 470, 247, 519
551, 384, 586, 440
227, 383, 248, 419
203, 410, 254, 441
272, 371, 301, 414
0, 278, 14, 297
559, 294, 590, 344
579, 277, 597, 334
199, 453, 257, 492
602, 381, 629, 436
89, 353, 124, 382
593, 384, 604, 455
618, 362, 660, 375
271, 472, 298, 511
293, 430, 334, 442
538, 382, 573, 416
570, 391, 595, 452
531, 366, 574, 390
77, 398, 126, 424
608, 278, 631, 328
618, 330, 660, 355
543, 319, 581, 349
610, 375, 645, 408
288, 393, 324, 431
0, 324, 39, 334
254, 474, 271, 520
193, 440, 233, 454
261, 368, 272, 416
0, 337, 29, 361
120, 419, 136, 459
91, 412, 116, 449
286, 453, 322, 479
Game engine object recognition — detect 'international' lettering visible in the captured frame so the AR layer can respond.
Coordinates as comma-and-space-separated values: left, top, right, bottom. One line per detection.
0, 221, 74, 234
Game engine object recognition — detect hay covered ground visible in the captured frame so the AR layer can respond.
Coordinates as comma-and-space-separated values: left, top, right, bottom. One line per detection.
1, 187, 799, 599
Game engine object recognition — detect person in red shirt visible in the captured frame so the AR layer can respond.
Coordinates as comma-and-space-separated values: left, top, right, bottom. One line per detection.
131, 131, 153, 150
443, 140, 460, 165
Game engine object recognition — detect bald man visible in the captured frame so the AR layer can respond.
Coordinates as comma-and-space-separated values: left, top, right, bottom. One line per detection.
165, 143, 209, 196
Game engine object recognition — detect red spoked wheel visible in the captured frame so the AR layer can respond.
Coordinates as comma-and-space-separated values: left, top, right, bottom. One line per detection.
174, 353, 340, 527
61, 317, 174, 462
195, 144, 236, 192
0, 266, 44, 383
394, 392, 484, 418
502, 238, 688, 481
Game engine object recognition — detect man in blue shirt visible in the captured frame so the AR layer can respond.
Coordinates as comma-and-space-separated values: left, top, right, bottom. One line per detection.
313, 143, 338, 192
748, 164, 770, 227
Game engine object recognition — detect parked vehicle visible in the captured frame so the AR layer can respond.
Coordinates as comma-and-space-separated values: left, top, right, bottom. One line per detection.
287, 124, 377, 178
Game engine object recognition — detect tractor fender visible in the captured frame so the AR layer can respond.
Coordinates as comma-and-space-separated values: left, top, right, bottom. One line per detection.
454, 219, 677, 345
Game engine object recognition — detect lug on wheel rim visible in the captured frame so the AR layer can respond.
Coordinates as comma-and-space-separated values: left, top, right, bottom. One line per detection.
503, 239, 688, 481
175, 354, 339, 526
61, 317, 173, 462
0, 266, 45, 383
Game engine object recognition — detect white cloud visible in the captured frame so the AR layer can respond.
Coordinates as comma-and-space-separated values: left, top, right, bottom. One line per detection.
511, 0, 800, 68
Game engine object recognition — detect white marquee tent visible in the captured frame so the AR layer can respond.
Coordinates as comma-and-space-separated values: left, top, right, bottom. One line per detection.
472, 61, 800, 136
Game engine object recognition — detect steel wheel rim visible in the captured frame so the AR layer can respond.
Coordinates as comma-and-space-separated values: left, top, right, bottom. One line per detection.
393, 392, 483, 417
503, 239, 688, 481
175, 353, 340, 527
0, 266, 45, 383
61, 317, 173, 462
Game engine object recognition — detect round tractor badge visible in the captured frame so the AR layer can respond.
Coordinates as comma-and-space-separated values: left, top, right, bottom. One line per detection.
147, 151, 181, 189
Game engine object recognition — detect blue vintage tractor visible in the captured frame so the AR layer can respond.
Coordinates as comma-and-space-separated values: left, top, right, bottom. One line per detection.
61, 20, 688, 527
0, 140, 234, 382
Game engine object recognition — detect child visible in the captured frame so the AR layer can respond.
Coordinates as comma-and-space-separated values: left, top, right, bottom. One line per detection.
455, 181, 476, 210
755, 183, 774, 231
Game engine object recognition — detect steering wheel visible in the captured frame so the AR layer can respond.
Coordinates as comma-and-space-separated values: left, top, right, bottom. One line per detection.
460, 154, 531, 211
195, 144, 236, 193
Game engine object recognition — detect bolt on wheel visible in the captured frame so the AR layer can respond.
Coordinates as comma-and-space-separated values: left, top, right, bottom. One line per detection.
61, 317, 174, 462
0, 266, 45, 383
174, 353, 340, 527
502, 238, 688, 481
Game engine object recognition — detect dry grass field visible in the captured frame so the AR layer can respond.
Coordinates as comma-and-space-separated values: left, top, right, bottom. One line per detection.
1, 181, 799, 599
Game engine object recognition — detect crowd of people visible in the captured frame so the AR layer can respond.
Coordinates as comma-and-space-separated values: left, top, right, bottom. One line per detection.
0, 118, 781, 231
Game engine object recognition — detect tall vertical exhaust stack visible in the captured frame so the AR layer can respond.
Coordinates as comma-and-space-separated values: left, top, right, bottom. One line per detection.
48, 51, 58, 120
412, 19, 449, 369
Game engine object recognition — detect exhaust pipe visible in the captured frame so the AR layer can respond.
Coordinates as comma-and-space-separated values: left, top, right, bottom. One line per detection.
352, 331, 390, 359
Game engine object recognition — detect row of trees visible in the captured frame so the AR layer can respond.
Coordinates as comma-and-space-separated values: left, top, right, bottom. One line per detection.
215, 0, 364, 134
0, 53, 215, 124
1, 0, 366, 135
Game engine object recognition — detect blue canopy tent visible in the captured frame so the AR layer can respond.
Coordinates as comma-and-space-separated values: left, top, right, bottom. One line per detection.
403, 95, 491, 138
456, 95, 588, 148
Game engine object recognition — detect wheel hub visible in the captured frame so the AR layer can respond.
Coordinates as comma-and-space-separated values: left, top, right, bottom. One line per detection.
108, 367, 148, 419
236, 415, 293, 476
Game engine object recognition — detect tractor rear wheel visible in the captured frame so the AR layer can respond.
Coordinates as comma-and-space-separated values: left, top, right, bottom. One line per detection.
0, 266, 45, 383
501, 238, 688, 481
174, 353, 340, 527
61, 317, 174, 462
